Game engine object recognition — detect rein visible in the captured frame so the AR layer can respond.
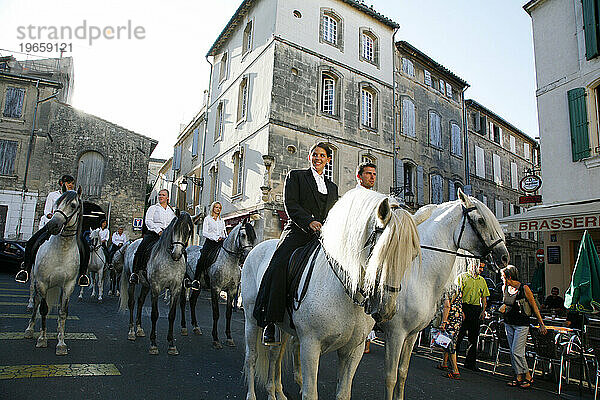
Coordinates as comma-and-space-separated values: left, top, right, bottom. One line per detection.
221, 227, 253, 256
56, 200, 82, 238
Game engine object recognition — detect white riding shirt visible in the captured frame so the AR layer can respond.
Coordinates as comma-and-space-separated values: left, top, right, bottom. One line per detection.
145, 203, 176, 234
202, 216, 227, 242
39, 190, 62, 228
112, 231, 127, 246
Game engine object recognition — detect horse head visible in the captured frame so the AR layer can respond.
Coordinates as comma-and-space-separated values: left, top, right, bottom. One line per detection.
45, 190, 81, 235
89, 229, 100, 248
168, 211, 193, 261
238, 219, 257, 263
456, 188, 509, 271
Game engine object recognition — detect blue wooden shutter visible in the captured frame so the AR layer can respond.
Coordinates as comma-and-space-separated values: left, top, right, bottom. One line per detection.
567, 88, 591, 161
3, 87, 25, 118
416, 165, 424, 205
0, 140, 17, 175
583, 0, 600, 60
192, 128, 199, 157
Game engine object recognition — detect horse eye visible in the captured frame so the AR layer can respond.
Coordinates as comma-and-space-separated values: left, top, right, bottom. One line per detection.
477, 217, 485, 225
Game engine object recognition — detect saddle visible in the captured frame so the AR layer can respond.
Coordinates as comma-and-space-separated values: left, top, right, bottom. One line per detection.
286, 238, 321, 320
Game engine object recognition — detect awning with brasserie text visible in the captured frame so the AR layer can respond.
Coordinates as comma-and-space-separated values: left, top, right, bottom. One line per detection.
499, 199, 600, 233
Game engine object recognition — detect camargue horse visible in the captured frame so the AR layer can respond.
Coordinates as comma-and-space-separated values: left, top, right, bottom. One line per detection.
180, 220, 257, 348
108, 241, 130, 296
119, 212, 193, 355
78, 229, 107, 302
381, 189, 509, 400
24, 189, 83, 355
242, 188, 421, 400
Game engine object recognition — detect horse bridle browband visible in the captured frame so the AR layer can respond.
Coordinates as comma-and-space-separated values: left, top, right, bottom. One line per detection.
221, 226, 253, 256
54, 200, 81, 237
420, 205, 505, 261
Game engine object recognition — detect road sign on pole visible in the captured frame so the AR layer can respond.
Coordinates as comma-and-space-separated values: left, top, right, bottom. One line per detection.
536, 249, 544, 263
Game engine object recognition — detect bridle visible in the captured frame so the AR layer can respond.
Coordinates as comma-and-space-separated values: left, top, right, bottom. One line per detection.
421, 205, 505, 261
53, 200, 81, 238
221, 225, 254, 256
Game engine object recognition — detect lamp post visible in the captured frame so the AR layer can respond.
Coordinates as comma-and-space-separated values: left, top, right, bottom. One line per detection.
390, 186, 415, 209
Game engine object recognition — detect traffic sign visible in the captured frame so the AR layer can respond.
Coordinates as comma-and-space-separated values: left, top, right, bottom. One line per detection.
132, 218, 143, 231
536, 249, 544, 263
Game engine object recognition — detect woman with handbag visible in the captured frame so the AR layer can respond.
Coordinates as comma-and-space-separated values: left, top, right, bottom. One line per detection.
499, 265, 547, 389
435, 286, 464, 379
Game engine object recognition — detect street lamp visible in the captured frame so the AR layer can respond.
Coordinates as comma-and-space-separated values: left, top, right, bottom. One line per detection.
179, 176, 203, 192
389, 186, 415, 207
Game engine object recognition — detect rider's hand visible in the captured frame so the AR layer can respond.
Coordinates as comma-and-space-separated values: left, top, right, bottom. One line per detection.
309, 221, 322, 232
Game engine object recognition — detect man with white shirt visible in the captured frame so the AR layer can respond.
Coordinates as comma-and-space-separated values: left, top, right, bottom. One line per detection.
253, 142, 339, 345
356, 161, 377, 190
130, 189, 176, 284
108, 226, 127, 265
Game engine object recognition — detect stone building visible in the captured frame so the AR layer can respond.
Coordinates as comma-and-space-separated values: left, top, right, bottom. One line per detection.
465, 99, 540, 282
394, 41, 469, 207
198, 0, 399, 241
0, 55, 157, 240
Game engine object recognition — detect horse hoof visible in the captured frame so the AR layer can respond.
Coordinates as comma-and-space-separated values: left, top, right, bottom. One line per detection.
181, 328, 188, 336
24, 328, 35, 339
212, 341, 223, 349
108, 291, 113, 296
149, 346, 159, 355
36, 338, 47, 348
128, 332, 136, 341
91, 294, 96, 298
98, 298, 103, 303
136, 328, 145, 337
225, 339, 235, 347
168, 346, 179, 355
56, 344, 68, 356
193, 327, 202, 335
116, 291, 120, 297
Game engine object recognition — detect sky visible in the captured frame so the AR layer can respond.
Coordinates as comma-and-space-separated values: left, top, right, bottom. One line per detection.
0, 0, 538, 159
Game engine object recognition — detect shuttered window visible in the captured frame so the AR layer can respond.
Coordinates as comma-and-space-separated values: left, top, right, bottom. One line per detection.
450, 122, 462, 156
416, 165, 424, 205
0, 140, 17, 176
449, 180, 456, 201
3, 87, 25, 118
430, 174, 443, 204
495, 199, 504, 219
429, 111, 441, 147
401, 97, 416, 138
524, 142, 531, 160
173, 146, 182, 171
232, 150, 244, 197
424, 70, 432, 86
446, 83, 453, 99
77, 151, 105, 197
402, 58, 415, 77
567, 88, 591, 161
510, 135, 516, 153
192, 128, 199, 157
493, 153, 502, 185
475, 146, 485, 178
583, 0, 600, 60
511, 162, 518, 190
439, 79, 445, 95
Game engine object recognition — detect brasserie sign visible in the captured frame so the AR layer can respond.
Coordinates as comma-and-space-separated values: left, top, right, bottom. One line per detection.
520, 175, 542, 193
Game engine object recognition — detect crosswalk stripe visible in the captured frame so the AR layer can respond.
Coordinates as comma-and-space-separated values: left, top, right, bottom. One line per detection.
0, 294, 30, 298
0, 364, 120, 379
0, 314, 79, 320
0, 332, 97, 340
0, 288, 29, 292
0, 302, 29, 306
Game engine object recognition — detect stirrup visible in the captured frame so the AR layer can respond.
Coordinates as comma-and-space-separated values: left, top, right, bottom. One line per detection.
183, 278, 192, 289
15, 269, 29, 284
190, 280, 201, 291
129, 273, 139, 285
78, 275, 90, 287
262, 324, 281, 346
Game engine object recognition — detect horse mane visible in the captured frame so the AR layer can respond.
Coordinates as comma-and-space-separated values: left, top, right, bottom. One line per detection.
244, 221, 257, 243
155, 212, 193, 254
321, 188, 421, 297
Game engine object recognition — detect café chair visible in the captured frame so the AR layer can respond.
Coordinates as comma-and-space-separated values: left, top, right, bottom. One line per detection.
492, 321, 512, 375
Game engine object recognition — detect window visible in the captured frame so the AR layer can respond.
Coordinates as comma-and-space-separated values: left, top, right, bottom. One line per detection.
242, 21, 253, 57
510, 135, 516, 153
448, 180, 462, 201
524, 142, 531, 160
450, 122, 462, 156
445, 82, 453, 99
493, 124, 502, 145
0, 140, 17, 176
430, 174, 443, 204
219, 52, 228, 82
482, 194, 488, 208
583, 0, 600, 60
360, 87, 376, 129
322, 73, 335, 115
568, 87, 595, 161
192, 128, 199, 157
232, 149, 244, 197
361, 33, 374, 62
214, 102, 224, 141
209, 165, 218, 203
424, 70, 432, 86
493, 153, 502, 185
401, 97, 416, 138
428, 111, 441, 147
173, 146, 182, 171
77, 151, 105, 197
402, 58, 414, 77
439, 79, 445, 95
495, 199, 504, 218
511, 162, 518, 190
3, 87, 25, 118
237, 77, 249, 123
324, 147, 336, 182
320, 9, 343, 50
475, 145, 485, 178
403, 162, 414, 195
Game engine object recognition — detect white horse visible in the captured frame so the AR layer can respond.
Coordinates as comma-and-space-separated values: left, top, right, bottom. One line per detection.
242, 188, 421, 400
79, 229, 107, 302
108, 241, 130, 297
24, 189, 83, 355
119, 212, 193, 355
381, 189, 510, 400
180, 220, 257, 348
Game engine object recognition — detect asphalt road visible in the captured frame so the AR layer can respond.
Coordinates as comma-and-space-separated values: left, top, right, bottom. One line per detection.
0, 272, 588, 399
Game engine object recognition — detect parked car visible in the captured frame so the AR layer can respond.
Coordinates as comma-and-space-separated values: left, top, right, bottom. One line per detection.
0, 239, 25, 272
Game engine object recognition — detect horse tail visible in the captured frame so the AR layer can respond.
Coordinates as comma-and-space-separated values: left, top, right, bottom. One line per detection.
119, 267, 129, 312
253, 332, 291, 388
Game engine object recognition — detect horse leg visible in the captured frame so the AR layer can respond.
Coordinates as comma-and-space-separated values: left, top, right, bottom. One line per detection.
299, 340, 321, 400
91, 272, 97, 298
36, 297, 48, 348
127, 283, 136, 340
167, 293, 179, 355
25, 291, 40, 339
210, 288, 222, 349
190, 290, 202, 335
27, 279, 35, 311
78, 284, 84, 300
225, 291, 235, 347
383, 329, 406, 400
149, 293, 159, 355
334, 341, 366, 400
179, 284, 188, 335
392, 334, 419, 400
97, 268, 104, 302
56, 286, 73, 356
244, 319, 260, 400
108, 270, 114, 296
135, 285, 150, 338
292, 337, 302, 387
273, 335, 290, 400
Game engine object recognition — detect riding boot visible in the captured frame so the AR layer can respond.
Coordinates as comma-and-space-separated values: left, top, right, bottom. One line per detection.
78, 274, 90, 287
129, 273, 139, 285
262, 323, 280, 346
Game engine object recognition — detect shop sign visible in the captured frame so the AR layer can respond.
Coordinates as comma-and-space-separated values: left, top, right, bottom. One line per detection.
520, 175, 542, 193
517, 214, 600, 232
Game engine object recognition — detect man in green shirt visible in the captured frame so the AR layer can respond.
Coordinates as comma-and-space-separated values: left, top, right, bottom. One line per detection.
456, 261, 490, 371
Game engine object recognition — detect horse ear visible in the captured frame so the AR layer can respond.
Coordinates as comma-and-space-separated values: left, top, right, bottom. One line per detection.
458, 187, 472, 207
377, 198, 392, 225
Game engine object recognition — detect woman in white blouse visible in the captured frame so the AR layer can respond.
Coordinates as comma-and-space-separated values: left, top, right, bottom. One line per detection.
190, 202, 227, 290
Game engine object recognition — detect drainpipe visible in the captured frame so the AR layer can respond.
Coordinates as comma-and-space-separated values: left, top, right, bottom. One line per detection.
461, 88, 471, 194
200, 55, 214, 214
391, 28, 399, 191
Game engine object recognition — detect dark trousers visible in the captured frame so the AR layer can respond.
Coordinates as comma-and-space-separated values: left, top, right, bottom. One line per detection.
23, 225, 89, 276
132, 232, 159, 274
194, 238, 221, 281
253, 227, 315, 327
456, 303, 482, 366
